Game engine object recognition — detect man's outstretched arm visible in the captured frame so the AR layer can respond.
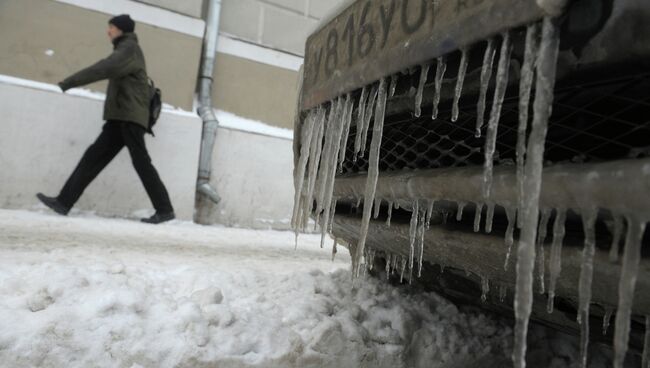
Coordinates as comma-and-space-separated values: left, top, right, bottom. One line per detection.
58, 45, 136, 92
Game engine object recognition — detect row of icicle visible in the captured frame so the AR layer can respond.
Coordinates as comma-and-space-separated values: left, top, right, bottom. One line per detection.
292, 15, 648, 368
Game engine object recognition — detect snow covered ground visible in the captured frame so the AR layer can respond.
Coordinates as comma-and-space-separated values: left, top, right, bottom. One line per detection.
0, 209, 620, 367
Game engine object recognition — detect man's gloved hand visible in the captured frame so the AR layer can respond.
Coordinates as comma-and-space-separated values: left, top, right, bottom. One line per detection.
57, 82, 69, 93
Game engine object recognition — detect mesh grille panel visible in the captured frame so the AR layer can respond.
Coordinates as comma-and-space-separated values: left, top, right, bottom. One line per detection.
339, 71, 650, 175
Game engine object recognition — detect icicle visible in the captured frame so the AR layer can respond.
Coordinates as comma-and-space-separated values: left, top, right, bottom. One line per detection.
400, 257, 407, 283
373, 199, 382, 219
456, 201, 467, 221
499, 284, 507, 302
504, 207, 517, 271
482, 31, 512, 200
291, 110, 318, 232
327, 198, 338, 233
443, 211, 449, 225
517, 23, 540, 229
360, 85, 379, 156
414, 64, 430, 117
641, 316, 650, 368
418, 210, 426, 277
485, 203, 495, 233
302, 110, 327, 230
354, 87, 369, 160
331, 238, 338, 261
474, 202, 484, 232
547, 209, 566, 313
452, 49, 469, 122
385, 254, 392, 278
389, 74, 398, 97
536, 209, 551, 294
512, 17, 560, 368
425, 200, 435, 228
409, 201, 420, 272
613, 215, 647, 368
603, 307, 613, 335
432, 56, 447, 120
609, 214, 624, 263
356, 197, 362, 208
319, 99, 346, 249
386, 201, 393, 227
577, 207, 598, 368
476, 38, 496, 137
338, 94, 354, 172
481, 277, 490, 303
354, 78, 388, 277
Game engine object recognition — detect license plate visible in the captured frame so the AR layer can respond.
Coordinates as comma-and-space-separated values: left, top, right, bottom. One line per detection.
301, 0, 544, 110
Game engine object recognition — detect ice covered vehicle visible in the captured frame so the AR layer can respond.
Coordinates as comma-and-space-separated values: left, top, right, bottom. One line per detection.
292, 0, 650, 366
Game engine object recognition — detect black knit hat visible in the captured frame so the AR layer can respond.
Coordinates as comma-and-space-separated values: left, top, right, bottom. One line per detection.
109, 14, 135, 33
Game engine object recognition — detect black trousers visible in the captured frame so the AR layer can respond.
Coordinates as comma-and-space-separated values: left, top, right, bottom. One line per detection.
58, 120, 173, 213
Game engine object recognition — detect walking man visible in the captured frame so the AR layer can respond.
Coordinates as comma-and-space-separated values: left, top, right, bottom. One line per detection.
37, 14, 175, 224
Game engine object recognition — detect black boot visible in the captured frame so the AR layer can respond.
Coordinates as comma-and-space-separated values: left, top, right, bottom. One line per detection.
141, 211, 175, 224
36, 193, 70, 216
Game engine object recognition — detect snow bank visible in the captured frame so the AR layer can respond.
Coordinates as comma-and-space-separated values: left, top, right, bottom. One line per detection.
0, 210, 617, 367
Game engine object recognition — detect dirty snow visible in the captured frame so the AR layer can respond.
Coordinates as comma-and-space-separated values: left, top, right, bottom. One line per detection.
0, 210, 616, 368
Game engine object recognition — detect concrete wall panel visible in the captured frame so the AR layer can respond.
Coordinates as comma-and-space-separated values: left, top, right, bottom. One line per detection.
135, 0, 204, 18
0, 83, 202, 220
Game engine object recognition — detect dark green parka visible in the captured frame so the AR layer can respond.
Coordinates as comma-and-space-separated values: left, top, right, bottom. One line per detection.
59, 33, 150, 129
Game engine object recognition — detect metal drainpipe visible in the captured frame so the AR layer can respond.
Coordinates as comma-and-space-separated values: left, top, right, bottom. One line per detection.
196, 0, 222, 208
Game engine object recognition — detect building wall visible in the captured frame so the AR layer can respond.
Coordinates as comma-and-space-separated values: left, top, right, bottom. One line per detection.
219, 0, 349, 56
0, 0, 203, 111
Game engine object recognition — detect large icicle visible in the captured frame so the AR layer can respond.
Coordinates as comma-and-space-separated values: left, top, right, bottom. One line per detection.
432, 56, 447, 120
485, 203, 495, 233
291, 110, 318, 233
418, 209, 426, 277
546, 208, 566, 313
482, 32, 513, 200
319, 99, 347, 249
577, 208, 598, 368
516, 23, 541, 229
354, 78, 388, 277
409, 201, 420, 272
474, 203, 484, 232
315, 99, 342, 219
536, 209, 551, 294
613, 215, 647, 368
504, 207, 517, 271
301, 110, 327, 231
476, 38, 497, 137
609, 214, 624, 263
338, 94, 354, 172
414, 64, 430, 118
354, 87, 369, 160
360, 85, 379, 156
512, 17, 560, 368
452, 49, 470, 122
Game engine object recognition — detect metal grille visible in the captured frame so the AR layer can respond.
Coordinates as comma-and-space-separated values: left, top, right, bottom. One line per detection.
339, 71, 650, 175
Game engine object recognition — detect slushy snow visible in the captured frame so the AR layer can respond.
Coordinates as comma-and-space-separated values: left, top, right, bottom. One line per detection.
0, 210, 614, 367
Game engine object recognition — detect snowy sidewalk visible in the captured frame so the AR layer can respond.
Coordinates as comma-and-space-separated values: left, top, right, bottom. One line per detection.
0, 210, 601, 368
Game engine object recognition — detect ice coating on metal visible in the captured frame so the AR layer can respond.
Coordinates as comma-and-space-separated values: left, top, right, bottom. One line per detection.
354, 78, 388, 276
432, 56, 447, 120
547, 208, 566, 313
512, 17, 560, 368
476, 38, 496, 137
483, 32, 513, 201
